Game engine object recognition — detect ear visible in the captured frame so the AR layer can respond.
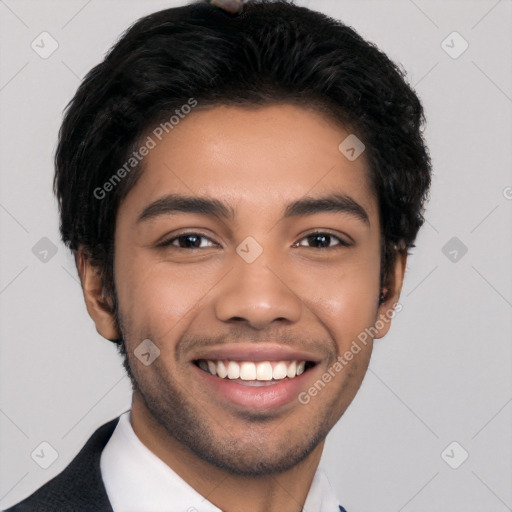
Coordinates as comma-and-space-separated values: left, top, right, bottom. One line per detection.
373, 249, 407, 339
76, 250, 120, 341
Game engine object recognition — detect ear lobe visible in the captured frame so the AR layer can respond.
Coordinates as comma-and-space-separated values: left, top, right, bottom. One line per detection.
76, 250, 120, 341
373, 249, 408, 339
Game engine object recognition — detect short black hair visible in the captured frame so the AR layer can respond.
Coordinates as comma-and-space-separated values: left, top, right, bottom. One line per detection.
55, 0, 432, 342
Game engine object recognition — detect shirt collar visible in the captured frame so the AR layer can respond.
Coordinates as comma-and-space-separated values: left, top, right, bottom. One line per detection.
100, 409, 342, 512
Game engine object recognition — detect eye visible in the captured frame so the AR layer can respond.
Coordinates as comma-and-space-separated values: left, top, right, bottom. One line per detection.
157, 231, 350, 251
293, 232, 351, 249
158, 232, 217, 249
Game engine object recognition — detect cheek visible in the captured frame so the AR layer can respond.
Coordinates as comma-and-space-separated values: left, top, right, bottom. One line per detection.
114, 253, 217, 340
293, 256, 380, 350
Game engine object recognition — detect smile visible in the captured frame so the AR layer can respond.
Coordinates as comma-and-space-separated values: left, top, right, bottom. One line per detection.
195, 359, 315, 383
192, 355, 318, 409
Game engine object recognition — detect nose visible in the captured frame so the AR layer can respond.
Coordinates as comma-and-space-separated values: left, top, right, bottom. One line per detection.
213, 248, 303, 330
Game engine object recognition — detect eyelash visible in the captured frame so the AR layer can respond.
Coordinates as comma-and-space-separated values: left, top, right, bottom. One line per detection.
158, 231, 352, 250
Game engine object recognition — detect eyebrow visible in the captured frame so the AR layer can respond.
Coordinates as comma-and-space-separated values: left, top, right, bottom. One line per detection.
283, 193, 370, 226
137, 192, 370, 226
138, 194, 235, 223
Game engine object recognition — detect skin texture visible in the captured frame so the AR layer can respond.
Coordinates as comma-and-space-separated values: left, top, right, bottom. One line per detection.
79, 104, 406, 512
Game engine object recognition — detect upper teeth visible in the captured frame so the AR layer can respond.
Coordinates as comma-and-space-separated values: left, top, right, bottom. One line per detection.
198, 360, 306, 380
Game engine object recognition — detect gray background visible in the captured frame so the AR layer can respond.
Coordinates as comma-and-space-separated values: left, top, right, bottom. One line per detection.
1, 0, 511, 510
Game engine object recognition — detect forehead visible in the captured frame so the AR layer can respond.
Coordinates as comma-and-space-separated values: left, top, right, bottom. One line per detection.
121, 103, 377, 222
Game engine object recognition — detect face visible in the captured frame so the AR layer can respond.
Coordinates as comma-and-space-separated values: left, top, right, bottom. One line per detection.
87, 103, 404, 476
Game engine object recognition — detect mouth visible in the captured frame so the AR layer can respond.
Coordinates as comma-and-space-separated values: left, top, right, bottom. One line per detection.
193, 359, 317, 385
191, 354, 319, 410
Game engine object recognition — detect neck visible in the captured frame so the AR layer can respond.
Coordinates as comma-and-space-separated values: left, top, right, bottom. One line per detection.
130, 393, 324, 512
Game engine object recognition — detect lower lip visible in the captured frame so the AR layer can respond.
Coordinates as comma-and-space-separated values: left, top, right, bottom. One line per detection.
193, 364, 315, 410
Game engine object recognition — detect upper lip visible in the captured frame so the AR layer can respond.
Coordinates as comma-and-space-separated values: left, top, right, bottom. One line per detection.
191, 343, 322, 363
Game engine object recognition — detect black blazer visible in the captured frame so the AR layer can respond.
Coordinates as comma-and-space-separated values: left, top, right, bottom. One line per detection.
4, 416, 349, 512
4, 417, 118, 511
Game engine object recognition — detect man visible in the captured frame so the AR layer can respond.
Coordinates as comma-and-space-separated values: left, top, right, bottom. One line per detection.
5, 0, 431, 510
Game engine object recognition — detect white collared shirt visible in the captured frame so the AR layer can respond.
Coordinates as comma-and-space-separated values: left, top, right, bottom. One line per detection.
100, 410, 343, 512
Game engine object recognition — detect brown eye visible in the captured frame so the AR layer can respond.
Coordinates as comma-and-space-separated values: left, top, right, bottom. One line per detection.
159, 233, 217, 249
294, 232, 351, 249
